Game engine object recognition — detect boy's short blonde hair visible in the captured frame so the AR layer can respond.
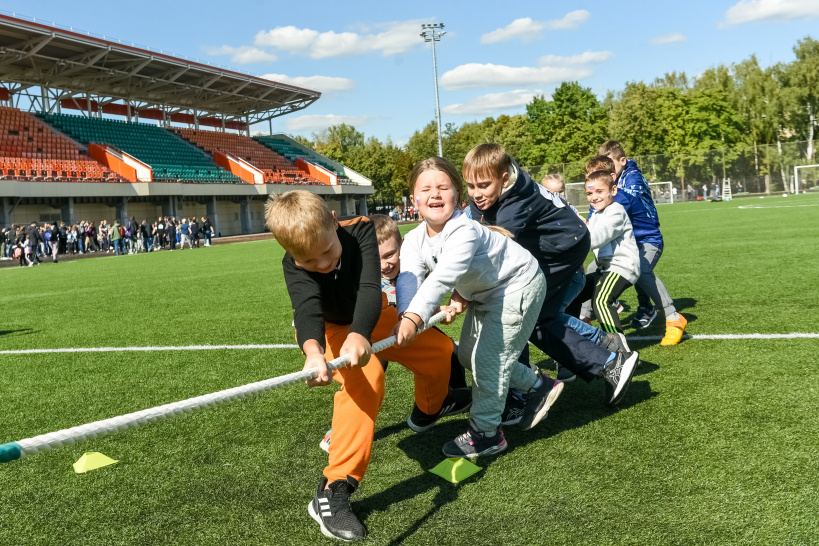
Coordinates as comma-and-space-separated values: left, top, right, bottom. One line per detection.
598, 140, 626, 160
370, 214, 401, 245
462, 143, 511, 183
586, 170, 616, 188
586, 155, 616, 174
264, 190, 334, 256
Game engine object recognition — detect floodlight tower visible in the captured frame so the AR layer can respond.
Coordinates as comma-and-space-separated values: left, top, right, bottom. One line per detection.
421, 23, 446, 157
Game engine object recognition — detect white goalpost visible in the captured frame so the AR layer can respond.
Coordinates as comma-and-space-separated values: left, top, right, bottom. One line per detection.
649, 181, 674, 204
794, 164, 819, 194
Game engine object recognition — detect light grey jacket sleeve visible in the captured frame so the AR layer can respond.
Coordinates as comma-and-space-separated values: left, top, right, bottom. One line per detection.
588, 203, 627, 249
396, 221, 477, 324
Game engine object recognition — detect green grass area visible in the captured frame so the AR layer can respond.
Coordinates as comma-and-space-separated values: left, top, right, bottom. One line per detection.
1, 194, 818, 545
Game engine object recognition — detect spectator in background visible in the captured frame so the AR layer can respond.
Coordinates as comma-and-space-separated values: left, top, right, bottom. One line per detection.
737, 181, 743, 193
99, 220, 110, 252
702, 184, 708, 201
77, 221, 86, 254
711, 182, 719, 201
111, 219, 122, 256
141, 220, 152, 252
189, 217, 200, 248
686, 184, 694, 202
201, 216, 213, 247
165, 217, 176, 251
155, 217, 165, 251
67, 225, 77, 255
86, 222, 98, 252
179, 218, 193, 249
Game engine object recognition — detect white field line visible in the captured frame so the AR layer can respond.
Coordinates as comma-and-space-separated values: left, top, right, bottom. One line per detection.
1, 333, 819, 355
0, 344, 300, 355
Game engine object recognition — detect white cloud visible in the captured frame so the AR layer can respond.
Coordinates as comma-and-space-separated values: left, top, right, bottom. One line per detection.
203, 45, 276, 64
443, 89, 544, 115
481, 18, 544, 44
254, 20, 429, 59
651, 32, 687, 45
538, 51, 613, 66
260, 74, 355, 94
724, 0, 819, 25
481, 10, 589, 43
544, 10, 591, 29
284, 114, 371, 132
440, 63, 593, 91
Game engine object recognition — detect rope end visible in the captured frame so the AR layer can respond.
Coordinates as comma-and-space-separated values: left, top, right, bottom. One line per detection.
0, 442, 22, 463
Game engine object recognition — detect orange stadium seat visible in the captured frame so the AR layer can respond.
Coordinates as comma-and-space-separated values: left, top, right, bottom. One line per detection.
0, 106, 120, 183
173, 128, 323, 185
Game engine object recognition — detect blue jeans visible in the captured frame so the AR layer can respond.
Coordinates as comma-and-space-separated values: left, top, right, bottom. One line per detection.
113, 239, 122, 255
560, 268, 602, 344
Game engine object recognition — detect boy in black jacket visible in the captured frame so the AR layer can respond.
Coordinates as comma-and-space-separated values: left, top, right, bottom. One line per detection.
464, 144, 638, 405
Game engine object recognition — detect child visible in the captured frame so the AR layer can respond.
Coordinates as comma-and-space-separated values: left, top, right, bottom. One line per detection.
464, 144, 638, 405
318, 214, 469, 454
567, 170, 641, 404
598, 142, 687, 345
396, 157, 563, 459
265, 191, 469, 542
540, 173, 582, 218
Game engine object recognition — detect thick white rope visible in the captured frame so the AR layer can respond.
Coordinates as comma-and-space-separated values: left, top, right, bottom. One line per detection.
7, 311, 447, 460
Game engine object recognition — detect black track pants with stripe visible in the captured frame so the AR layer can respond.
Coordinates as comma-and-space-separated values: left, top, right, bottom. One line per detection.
573, 270, 633, 334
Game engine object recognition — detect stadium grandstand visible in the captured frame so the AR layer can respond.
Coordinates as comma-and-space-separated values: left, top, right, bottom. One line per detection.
0, 12, 372, 235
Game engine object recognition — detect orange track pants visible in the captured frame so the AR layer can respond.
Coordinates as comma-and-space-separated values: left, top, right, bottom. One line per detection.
323, 298, 453, 483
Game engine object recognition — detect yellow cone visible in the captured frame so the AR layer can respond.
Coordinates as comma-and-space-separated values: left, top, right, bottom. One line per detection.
429, 458, 482, 483
73, 452, 118, 473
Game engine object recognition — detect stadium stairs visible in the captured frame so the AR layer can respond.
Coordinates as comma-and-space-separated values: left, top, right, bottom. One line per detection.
0, 106, 121, 182
36, 112, 242, 184
173, 128, 323, 185
254, 135, 355, 185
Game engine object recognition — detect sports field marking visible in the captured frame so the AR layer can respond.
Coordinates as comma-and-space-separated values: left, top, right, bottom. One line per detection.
737, 203, 819, 209
2, 332, 818, 355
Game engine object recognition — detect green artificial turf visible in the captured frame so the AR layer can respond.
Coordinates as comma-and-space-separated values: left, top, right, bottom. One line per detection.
1, 193, 818, 545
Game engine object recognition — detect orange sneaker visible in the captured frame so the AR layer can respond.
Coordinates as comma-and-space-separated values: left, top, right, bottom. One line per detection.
660, 315, 688, 346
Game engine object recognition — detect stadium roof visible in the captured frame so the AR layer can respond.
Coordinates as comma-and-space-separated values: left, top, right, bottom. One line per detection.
0, 13, 321, 124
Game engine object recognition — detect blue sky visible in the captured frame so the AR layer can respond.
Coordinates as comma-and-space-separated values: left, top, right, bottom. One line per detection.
4, 0, 818, 144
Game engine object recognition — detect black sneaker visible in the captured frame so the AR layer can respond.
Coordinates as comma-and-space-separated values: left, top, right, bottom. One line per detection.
597, 332, 630, 353
500, 389, 526, 425
407, 387, 472, 432
556, 363, 577, 383
442, 420, 507, 459
518, 370, 564, 430
308, 476, 366, 542
630, 306, 657, 329
602, 351, 640, 406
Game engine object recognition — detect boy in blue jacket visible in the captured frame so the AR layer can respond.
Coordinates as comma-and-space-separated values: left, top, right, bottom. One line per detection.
593, 146, 687, 345
464, 144, 638, 406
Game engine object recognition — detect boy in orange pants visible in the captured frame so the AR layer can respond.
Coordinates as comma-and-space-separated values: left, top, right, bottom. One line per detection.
265, 191, 470, 542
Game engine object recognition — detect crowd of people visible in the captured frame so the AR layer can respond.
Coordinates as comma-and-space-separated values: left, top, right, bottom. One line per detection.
264, 139, 687, 541
1, 216, 216, 266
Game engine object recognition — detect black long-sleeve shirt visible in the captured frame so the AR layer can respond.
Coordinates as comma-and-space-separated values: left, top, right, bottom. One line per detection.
283, 217, 382, 351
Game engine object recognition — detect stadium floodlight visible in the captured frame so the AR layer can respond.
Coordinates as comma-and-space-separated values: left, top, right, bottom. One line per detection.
420, 23, 446, 157
793, 164, 819, 194
0, 311, 448, 464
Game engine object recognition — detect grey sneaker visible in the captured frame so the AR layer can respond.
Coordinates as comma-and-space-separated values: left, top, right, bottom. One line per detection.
630, 306, 657, 329
518, 371, 564, 430
442, 420, 507, 459
602, 351, 640, 406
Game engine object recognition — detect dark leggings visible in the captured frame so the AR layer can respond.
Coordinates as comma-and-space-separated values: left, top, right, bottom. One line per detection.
569, 270, 633, 334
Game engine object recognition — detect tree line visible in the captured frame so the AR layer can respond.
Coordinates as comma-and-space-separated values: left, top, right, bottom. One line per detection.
290, 37, 818, 202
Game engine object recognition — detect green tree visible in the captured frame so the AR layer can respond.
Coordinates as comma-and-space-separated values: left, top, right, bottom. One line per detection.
522, 82, 609, 179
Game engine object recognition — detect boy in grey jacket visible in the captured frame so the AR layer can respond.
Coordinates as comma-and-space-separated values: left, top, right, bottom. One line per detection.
571, 170, 640, 336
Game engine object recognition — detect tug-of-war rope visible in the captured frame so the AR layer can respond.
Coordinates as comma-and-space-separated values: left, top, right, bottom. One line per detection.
0, 311, 448, 464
